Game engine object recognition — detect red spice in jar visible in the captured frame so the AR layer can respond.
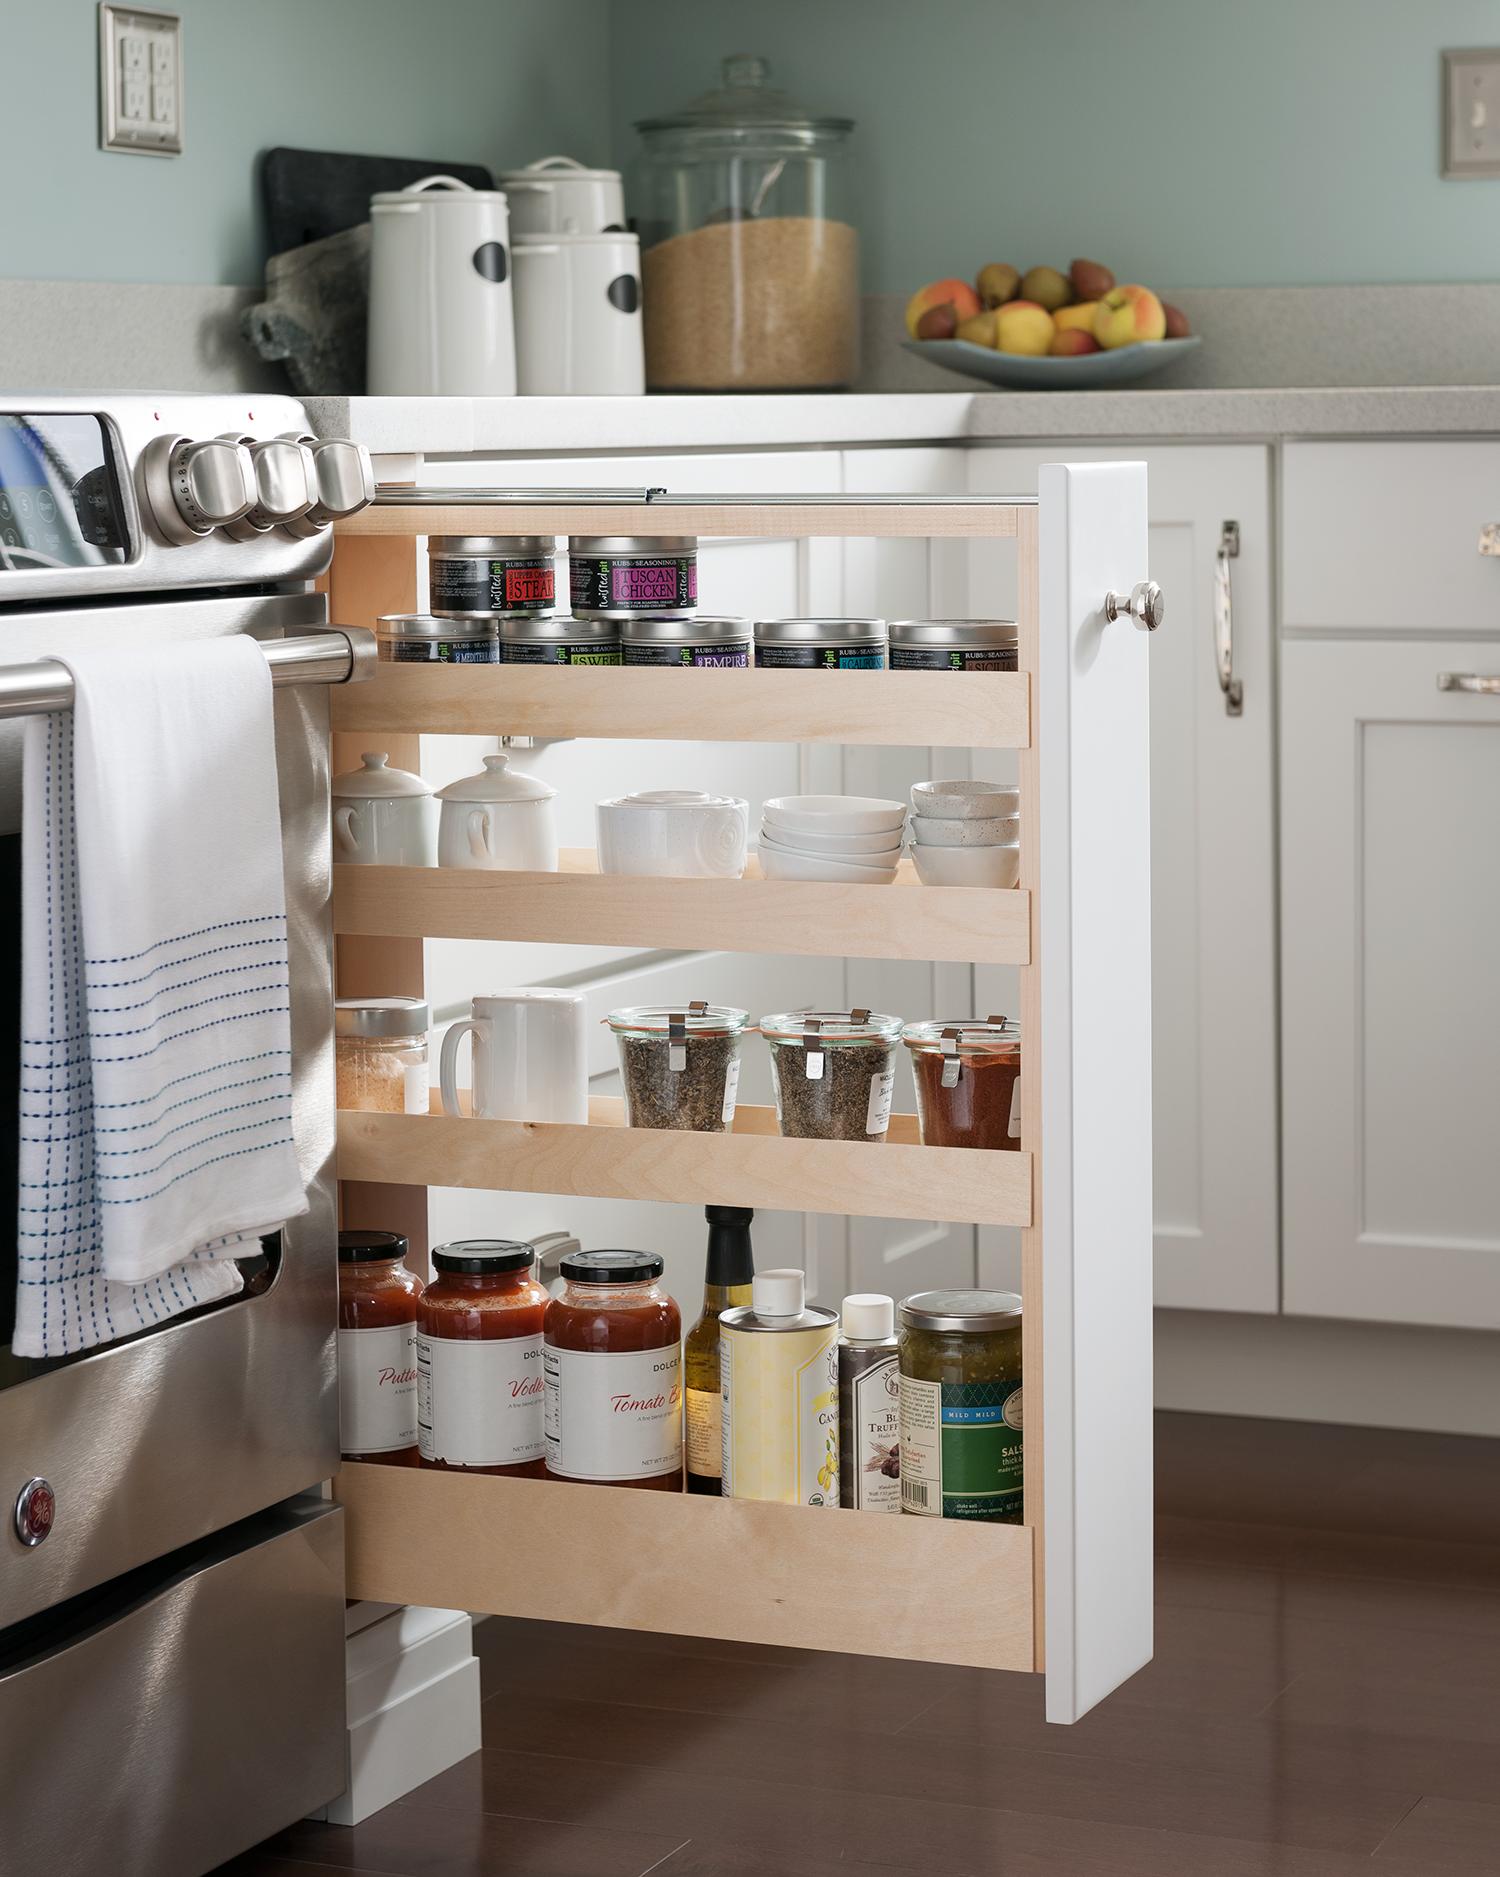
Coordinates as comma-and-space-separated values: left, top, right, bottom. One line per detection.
338, 1230, 423, 1466
544, 1250, 683, 1491
905, 1020, 1023, 1151
417, 1240, 549, 1478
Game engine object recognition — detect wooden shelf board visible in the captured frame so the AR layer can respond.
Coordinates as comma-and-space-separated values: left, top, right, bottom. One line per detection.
334, 1461, 1036, 1673
337, 1096, 1033, 1227
338, 500, 1023, 542
332, 855, 1030, 966
332, 662, 1029, 750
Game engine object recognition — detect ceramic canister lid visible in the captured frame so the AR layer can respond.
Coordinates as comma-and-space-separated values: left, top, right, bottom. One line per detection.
332, 753, 433, 799
434, 752, 556, 804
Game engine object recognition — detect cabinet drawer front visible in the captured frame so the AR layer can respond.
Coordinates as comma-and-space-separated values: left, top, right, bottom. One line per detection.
1283, 442, 1500, 633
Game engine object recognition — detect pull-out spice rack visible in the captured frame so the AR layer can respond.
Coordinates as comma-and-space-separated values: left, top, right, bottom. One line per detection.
327, 473, 1154, 1725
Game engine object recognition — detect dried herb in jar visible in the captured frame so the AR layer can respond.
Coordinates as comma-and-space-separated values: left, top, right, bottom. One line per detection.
608, 1004, 749, 1132
762, 1011, 903, 1142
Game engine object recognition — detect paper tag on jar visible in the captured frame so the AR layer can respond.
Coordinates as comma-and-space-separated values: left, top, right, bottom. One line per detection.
722, 1052, 741, 1124
866, 1067, 895, 1136
1008, 1072, 1023, 1140
404, 1060, 429, 1115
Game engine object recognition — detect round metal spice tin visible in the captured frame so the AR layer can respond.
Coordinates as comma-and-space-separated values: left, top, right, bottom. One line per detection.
621, 614, 751, 668
754, 618, 888, 671
889, 619, 1018, 673
429, 535, 557, 619
375, 613, 499, 664
569, 535, 698, 618
497, 614, 622, 666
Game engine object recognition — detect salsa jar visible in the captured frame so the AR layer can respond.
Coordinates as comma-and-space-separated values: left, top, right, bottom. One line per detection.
761, 1009, 902, 1141
903, 1018, 1022, 1151
621, 614, 751, 668
754, 618, 887, 670
898, 1290, 1023, 1522
429, 535, 557, 619
544, 1250, 683, 1490
338, 1229, 423, 1465
416, 1239, 549, 1477
888, 619, 1018, 673
375, 613, 500, 664
569, 536, 697, 619
497, 614, 622, 665
607, 1003, 750, 1132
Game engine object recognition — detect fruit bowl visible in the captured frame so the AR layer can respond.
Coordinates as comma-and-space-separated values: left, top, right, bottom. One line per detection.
903, 334, 1200, 391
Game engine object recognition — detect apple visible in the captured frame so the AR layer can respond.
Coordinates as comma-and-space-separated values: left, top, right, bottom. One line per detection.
1019, 265, 1073, 312
1093, 284, 1167, 349
976, 262, 1021, 308
1163, 302, 1192, 338
1050, 329, 1101, 356
956, 310, 999, 347
905, 277, 982, 339
1053, 301, 1099, 335
1070, 257, 1115, 301
994, 300, 1056, 357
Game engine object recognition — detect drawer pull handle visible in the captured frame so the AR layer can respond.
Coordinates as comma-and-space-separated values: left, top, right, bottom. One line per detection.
1438, 671, 1500, 695
1103, 579, 1164, 633
1213, 520, 1243, 718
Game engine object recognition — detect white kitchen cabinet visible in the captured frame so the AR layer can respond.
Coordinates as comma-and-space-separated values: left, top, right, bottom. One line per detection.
968, 445, 1278, 1313
1281, 636, 1500, 1330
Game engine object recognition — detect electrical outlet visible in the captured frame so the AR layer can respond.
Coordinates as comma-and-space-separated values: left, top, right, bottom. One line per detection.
1443, 47, 1500, 178
99, 4, 182, 156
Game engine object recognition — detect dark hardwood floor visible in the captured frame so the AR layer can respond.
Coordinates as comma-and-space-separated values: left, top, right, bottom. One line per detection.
219, 1412, 1500, 1876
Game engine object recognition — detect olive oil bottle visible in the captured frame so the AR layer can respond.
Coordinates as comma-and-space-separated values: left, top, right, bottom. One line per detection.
683, 1205, 754, 1494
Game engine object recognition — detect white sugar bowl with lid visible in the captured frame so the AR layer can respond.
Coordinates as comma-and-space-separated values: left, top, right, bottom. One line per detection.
332, 752, 436, 867
596, 789, 748, 878
436, 752, 558, 872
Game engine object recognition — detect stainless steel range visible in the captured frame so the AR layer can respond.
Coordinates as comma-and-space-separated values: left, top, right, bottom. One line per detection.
0, 394, 376, 1875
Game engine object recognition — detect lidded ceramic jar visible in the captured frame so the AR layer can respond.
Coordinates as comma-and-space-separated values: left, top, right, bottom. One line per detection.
434, 752, 558, 872
332, 752, 437, 867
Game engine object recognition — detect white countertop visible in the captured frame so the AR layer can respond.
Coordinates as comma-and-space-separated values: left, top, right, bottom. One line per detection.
304, 386, 1500, 457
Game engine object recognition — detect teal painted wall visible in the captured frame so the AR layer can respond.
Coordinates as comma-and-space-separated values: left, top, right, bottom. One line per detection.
609, 0, 1500, 293
2, 0, 612, 286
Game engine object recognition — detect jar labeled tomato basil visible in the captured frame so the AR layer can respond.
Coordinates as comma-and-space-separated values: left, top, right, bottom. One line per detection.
416, 1240, 549, 1477
544, 1250, 683, 1489
903, 1018, 1022, 1151
338, 1229, 423, 1464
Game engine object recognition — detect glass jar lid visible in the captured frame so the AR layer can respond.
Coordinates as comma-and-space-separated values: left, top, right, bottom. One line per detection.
621, 614, 749, 644
497, 614, 620, 643
889, 619, 1018, 650
760, 1009, 903, 1045
338, 1229, 410, 1264
569, 535, 696, 555
754, 617, 886, 644
558, 1249, 665, 1284
376, 613, 497, 641
636, 55, 853, 140
606, 1002, 749, 1036
900, 1289, 1023, 1332
428, 535, 556, 556
335, 996, 430, 1039
431, 1238, 536, 1275
903, 1017, 1021, 1053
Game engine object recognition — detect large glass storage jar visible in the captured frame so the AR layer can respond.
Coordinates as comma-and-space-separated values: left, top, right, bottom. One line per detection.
634, 56, 858, 391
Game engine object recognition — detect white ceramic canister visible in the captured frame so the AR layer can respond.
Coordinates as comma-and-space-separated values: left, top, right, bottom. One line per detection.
435, 752, 558, 872
332, 752, 437, 867
496, 155, 626, 237
595, 790, 748, 878
367, 175, 517, 396
439, 989, 588, 1124
512, 232, 644, 396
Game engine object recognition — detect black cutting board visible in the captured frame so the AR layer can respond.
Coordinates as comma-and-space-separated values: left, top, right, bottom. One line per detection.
261, 147, 496, 255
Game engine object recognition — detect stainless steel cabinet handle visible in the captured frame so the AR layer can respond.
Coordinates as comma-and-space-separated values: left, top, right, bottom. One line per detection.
1103, 579, 1164, 631
1213, 520, 1243, 717
1438, 671, 1500, 694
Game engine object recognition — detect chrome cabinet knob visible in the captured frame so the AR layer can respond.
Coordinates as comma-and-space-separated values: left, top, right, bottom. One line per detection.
221, 436, 317, 539
1104, 579, 1164, 632
282, 436, 376, 537
140, 433, 257, 543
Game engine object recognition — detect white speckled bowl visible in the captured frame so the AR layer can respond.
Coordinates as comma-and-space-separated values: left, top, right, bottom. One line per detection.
911, 842, 1020, 889
911, 812, 1020, 849
911, 779, 1020, 821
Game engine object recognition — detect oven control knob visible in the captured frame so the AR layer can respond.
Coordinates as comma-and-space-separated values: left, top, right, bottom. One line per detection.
14, 1477, 55, 1548
140, 433, 257, 544
221, 436, 317, 540
282, 436, 377, 537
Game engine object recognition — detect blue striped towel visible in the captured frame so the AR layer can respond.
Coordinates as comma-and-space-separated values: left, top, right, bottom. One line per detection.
15, 636, 308, 1358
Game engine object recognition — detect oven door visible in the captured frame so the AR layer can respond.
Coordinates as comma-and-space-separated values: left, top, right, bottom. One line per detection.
0, 589, 338, 1626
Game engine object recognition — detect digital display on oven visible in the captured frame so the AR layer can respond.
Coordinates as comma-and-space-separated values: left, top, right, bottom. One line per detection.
0, 413, 129, 569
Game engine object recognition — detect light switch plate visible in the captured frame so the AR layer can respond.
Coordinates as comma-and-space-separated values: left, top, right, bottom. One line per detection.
1443, 47, 1500, 178
99, 3, 182, 156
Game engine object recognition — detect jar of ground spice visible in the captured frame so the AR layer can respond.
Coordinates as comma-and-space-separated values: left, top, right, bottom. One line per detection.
335, 997, 430, 1114
903, 1018, 1022, 1151
761, 1009, 902, 1142
607, 1003, 749, 1131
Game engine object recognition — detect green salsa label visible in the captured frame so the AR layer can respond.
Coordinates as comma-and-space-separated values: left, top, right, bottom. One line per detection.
899, 1374, 1022, 1520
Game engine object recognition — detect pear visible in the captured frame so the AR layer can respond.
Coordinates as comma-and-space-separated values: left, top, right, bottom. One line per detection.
976, 263, 1021, 309
1020, 266, 1073, 312
1069, 258, 1116, 301
915, 302, 959, 341
956, 310, 999, 348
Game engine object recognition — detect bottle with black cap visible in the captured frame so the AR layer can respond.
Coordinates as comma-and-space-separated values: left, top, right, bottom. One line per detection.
416, 1239, 550, 1476
683, 1207, 755, 1494
337, 1229, 423, 1466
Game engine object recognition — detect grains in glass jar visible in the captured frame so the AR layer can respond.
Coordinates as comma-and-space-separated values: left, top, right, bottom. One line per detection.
335, 997, 430, 1113
761, 1010, 902, 1141
607, 1003, 749, 1131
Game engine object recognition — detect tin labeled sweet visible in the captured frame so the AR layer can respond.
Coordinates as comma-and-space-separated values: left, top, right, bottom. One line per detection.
570, 535, 698, 618
497, 615, 622, 665
429, 535, 557, 618
754, 618, 887, 670
376, 613, 499, 664
889, 619, 1018, 672
621, 614, 751, 668
720, 1269, 839, 1506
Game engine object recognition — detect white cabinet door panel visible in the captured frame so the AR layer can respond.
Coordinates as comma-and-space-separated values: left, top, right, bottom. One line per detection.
1281, 637, 1500, 1328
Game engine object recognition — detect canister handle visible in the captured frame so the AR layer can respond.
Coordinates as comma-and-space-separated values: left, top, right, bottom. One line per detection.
404, 174, 476, 195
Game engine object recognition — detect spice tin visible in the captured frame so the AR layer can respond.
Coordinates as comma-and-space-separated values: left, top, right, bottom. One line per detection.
754, 618, 888, 670
902, 1017, 1022, 1151
429, 535, 557, 618
721, 1269, 840, 1506
898, 1290, 1023, 1522
376, 613, 500, 664
497, 614, 622, 665
621, 614, 751, 667
570, 535, 698, 618
889, 619, 1018, 673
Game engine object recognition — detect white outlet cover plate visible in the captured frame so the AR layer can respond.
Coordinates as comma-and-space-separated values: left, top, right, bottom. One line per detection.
100, 3, 183, 156
1443, 47, 1500, 178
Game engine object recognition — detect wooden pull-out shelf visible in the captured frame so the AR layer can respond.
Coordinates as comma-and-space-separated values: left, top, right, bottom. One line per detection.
337, 1096, 1032, 1227
334, 1461, 1035, 1673
332, 662, 1029, 749
333, 855, 1029, 966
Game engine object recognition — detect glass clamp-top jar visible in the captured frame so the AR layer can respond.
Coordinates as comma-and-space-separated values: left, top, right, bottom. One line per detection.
761, 1009, 902, 1141
634, 55, 858, 391
903, 1017, 1023, 1151
335, 997, 430, 1114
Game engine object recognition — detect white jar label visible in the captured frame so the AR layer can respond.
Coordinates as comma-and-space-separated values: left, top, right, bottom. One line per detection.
848, 1356, 901, 1513
339, 1323, 418, 1455
866, 1067, 895, 1136
544, 1342, 683, 1481
404, 1058, 429, 1116
722, 1053, 741, 1125
899, 1373, 943, 1516
416, 1332, 545, 1467
1008, 1072, 1022, 1141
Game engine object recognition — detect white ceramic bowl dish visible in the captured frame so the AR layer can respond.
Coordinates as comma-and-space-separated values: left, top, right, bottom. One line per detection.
596, 790, 748, 878
910, 812, 1021, 849
910, 842, 1020, 889
757, 819, 906, 858
759, 844, 899, 885
759, 825, 904, 866
911, 779, 1020, 820
762, 794, 907, 837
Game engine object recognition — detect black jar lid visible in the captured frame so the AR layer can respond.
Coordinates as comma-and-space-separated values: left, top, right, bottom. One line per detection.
338, 1229, 409, 1264
431, 1238, 536, 1275
558, 1249, 665, 1284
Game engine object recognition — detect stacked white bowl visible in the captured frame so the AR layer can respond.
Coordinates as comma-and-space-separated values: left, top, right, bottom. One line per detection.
758, 794, 907, 884
909, 780, 1020, 887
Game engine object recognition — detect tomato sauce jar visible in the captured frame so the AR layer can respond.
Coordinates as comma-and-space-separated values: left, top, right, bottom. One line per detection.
417, 1239, 549, 1477
337, 1229, 423, 1466
544, 1250, 683, 1490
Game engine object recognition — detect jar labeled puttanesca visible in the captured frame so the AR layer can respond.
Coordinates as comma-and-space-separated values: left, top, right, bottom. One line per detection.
898, 1290, 1022, 1523
338, 1229, 423, 1465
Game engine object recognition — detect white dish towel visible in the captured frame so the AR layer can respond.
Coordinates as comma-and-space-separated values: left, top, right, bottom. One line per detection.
15, 636, 308, 1359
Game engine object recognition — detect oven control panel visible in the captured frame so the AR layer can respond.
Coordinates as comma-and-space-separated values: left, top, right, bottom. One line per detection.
0, 413, 130, 570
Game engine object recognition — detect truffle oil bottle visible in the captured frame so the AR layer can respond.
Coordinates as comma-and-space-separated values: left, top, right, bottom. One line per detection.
684, 1205, 754, 1494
